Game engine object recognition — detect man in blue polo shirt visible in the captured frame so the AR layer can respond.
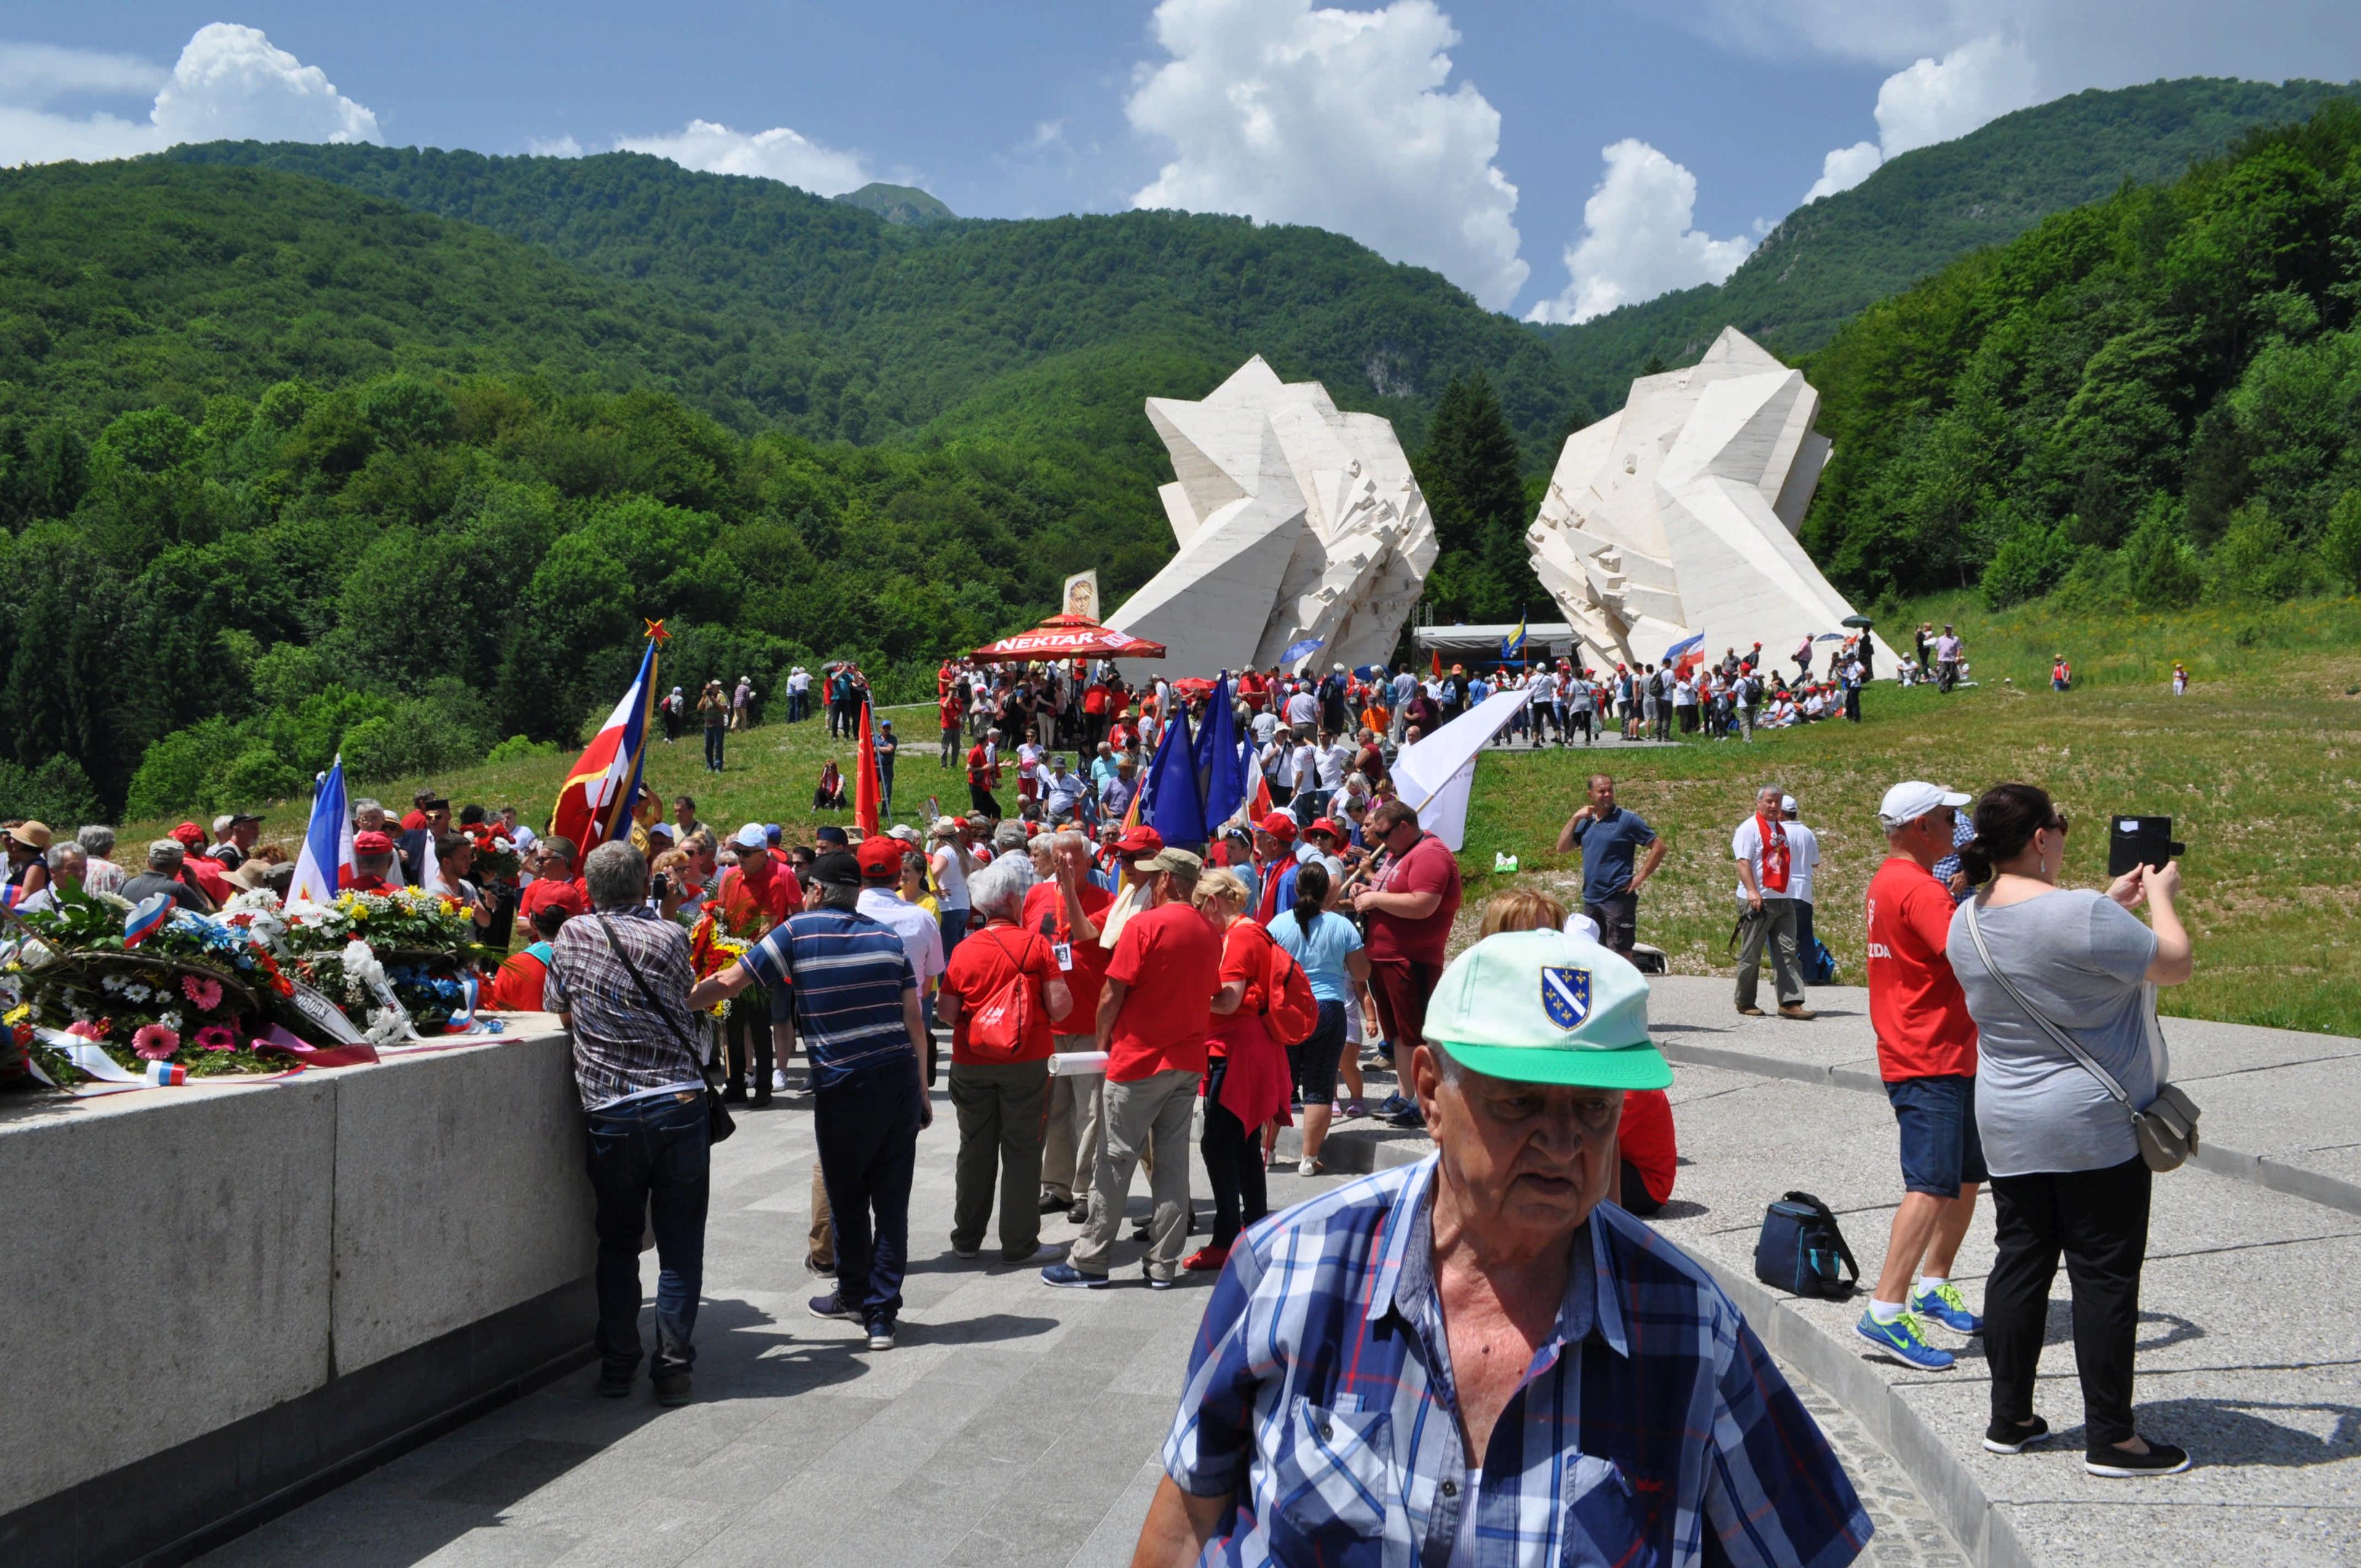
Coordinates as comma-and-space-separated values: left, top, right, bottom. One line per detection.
1554, 772, 1666, 956
1132, 929, 1870, 1567
691, 850, 931, 1352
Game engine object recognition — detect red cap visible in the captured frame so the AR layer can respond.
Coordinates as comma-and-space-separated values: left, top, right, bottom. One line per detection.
170, 821, 205, 849
354, 830, 395, 855
1112, 824, 1163, 856
855, 836, 905, 877
1307, 817, 1342, 840
1257, 811, 1299, 841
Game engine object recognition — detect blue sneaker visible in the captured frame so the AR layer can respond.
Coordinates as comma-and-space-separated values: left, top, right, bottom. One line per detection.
1911, 1281, 1982, 1334
1375, 1093, 1412, 1117
1855, 1310, 1955, 1369
1040, 1262, 1109, 1289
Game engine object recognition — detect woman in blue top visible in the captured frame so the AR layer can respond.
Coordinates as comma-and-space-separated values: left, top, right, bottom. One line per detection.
1270, 862, 1368, 1175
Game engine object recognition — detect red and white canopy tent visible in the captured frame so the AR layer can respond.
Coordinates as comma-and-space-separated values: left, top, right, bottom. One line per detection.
971, 612, 1168, 663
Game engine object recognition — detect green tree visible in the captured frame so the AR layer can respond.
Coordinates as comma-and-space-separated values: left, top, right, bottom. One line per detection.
1416, 373, 1543, 624
2321, 489, 2361, 592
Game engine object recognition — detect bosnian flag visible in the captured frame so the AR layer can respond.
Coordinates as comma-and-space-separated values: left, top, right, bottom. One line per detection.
288, 754, 353, 905
123, 893, 173, 948
550, 639, 657, 853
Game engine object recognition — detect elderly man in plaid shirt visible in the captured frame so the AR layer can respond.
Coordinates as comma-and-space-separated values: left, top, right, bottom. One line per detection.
1134, 929, 1872, 1568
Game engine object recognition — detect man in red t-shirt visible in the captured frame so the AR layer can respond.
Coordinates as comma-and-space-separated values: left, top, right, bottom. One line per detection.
1024, 833, 1115, 1215
1857, 780, 1985, 1373
938, 866, 1072, 1263
1046, 847, 1219, 1289
1350, 800, 1462, 1124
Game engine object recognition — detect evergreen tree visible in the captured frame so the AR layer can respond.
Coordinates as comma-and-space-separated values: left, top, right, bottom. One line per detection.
1415, 373, 1548, 624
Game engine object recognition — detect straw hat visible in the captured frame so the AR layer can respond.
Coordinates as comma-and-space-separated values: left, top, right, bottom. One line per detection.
9, 820, 53, 851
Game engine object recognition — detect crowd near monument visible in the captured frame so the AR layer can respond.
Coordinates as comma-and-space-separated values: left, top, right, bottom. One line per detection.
1527, 327, 1897, 674
0, 322, 2252, 1568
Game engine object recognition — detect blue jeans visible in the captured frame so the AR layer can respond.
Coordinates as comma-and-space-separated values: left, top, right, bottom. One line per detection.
939, 906, 969, 966
583, 1089, 711, 1378
703, 725, 726, 771
815, 1058, 923, 1326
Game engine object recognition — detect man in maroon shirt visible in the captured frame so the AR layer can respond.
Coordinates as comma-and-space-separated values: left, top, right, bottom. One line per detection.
1351, 799, 1461, 1129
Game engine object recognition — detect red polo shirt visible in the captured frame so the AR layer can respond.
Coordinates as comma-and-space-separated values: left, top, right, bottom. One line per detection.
1865, 856, 1977, 1080
1104, 900, 1220, 1082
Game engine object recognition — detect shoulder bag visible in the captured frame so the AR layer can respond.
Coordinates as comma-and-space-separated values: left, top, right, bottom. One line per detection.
590, 912, 734, 1146
1962, 899, 2197, 1172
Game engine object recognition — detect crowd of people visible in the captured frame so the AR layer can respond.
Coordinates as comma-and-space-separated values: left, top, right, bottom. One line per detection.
10, 607, 2210, 1558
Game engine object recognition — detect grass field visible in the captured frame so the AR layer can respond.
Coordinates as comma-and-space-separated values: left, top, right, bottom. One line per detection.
122, 596, 2361, 1037
1462, 596, 2361, 1038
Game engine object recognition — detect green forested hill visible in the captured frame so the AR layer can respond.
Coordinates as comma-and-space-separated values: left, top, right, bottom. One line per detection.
0, 160, 804, 430
1801, 103, 2361, 609
1536, 78, 2360, 418
161, 141, 1584, 459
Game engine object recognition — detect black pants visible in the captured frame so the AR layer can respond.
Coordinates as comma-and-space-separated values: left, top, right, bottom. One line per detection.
1586, 893, 1637, 955
815, 1059, 923, 1327
1985, 1156, 2153, 1448
1198, 1056, 1267, 1250
1618, 1156, 1664, 1218
583, 1090, 710, 1379
1845, 685, 1862, 722
722, 1001, 772, 1101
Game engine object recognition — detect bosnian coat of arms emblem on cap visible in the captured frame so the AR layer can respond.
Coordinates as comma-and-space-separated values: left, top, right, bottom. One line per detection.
1541, 965, 1592, 1031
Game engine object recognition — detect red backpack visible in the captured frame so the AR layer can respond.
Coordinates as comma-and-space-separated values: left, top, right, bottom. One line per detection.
963, 931, 1037, 1061
1262, 933, 1319, 1047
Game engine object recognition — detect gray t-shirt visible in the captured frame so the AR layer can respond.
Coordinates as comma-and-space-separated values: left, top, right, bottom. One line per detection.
1946, 890, 2160, 1177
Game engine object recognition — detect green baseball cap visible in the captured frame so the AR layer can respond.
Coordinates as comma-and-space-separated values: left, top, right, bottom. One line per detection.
1423, 929, 1674, 1090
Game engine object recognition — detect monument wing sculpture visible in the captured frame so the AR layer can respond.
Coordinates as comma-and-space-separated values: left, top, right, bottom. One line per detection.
1525, 327, 1897, 673
1107, 356, 1436, 678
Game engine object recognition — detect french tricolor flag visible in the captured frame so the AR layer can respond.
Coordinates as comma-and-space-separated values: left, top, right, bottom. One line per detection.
288, 755, 354, 906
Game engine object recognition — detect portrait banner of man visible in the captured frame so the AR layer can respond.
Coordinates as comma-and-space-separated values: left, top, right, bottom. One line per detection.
1062, 570, 1099, 622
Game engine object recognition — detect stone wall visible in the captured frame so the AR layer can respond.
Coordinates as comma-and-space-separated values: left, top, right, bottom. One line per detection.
0, 1022, 596, 1565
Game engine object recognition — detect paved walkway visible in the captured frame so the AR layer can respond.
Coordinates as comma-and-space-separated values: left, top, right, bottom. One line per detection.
197, 1058, 1967, 1568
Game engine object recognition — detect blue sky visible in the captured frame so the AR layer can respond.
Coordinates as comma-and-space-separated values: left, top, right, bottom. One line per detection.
4, 2, 2356, 320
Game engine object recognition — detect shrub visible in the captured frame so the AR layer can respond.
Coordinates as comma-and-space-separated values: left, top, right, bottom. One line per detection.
2207, 501, 2308, 603
2322, 489, 2361, 593
0, 753, 104, 827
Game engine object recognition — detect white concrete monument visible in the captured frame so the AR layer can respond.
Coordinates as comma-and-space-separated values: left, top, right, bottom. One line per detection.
1525, 327, 1897, 673
1106, 356, 1436, 677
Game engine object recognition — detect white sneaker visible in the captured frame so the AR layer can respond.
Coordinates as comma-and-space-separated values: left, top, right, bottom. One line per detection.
770, 1069, 788, 1091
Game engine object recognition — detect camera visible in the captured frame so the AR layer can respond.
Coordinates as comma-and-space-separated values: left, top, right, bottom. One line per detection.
651, 873, 671, 903
2107, 816, 2185, 878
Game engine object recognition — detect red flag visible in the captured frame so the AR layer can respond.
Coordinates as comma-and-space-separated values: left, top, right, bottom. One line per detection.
1430, 647, 1443, 679
853, 700, 880, 836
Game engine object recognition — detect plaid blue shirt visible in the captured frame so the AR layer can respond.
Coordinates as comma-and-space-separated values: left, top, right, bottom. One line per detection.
1163, 1156, 1872, 1567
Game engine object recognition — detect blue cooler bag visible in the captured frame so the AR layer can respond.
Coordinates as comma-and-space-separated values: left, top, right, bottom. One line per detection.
1754, 1190, 1860, 1299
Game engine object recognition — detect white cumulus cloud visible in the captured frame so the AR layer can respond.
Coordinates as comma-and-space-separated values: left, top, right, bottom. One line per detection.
0, 23, 378, 167
1527, 140, 1755, 325
1801, 31, 2039, 200
1125, 0, 1528, 311
614, 119, 872, 195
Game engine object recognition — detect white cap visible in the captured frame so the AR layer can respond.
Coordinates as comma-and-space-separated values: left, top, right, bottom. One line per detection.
1781, 794, 1798, 819
732, 822, 769, 849
1878, 781, 1969, 830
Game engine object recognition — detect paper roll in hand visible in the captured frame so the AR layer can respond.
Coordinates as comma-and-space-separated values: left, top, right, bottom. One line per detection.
1045, 1051, 1110, 1077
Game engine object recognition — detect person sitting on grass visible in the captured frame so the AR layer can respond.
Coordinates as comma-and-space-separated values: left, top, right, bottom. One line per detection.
814, 760, 848, 811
